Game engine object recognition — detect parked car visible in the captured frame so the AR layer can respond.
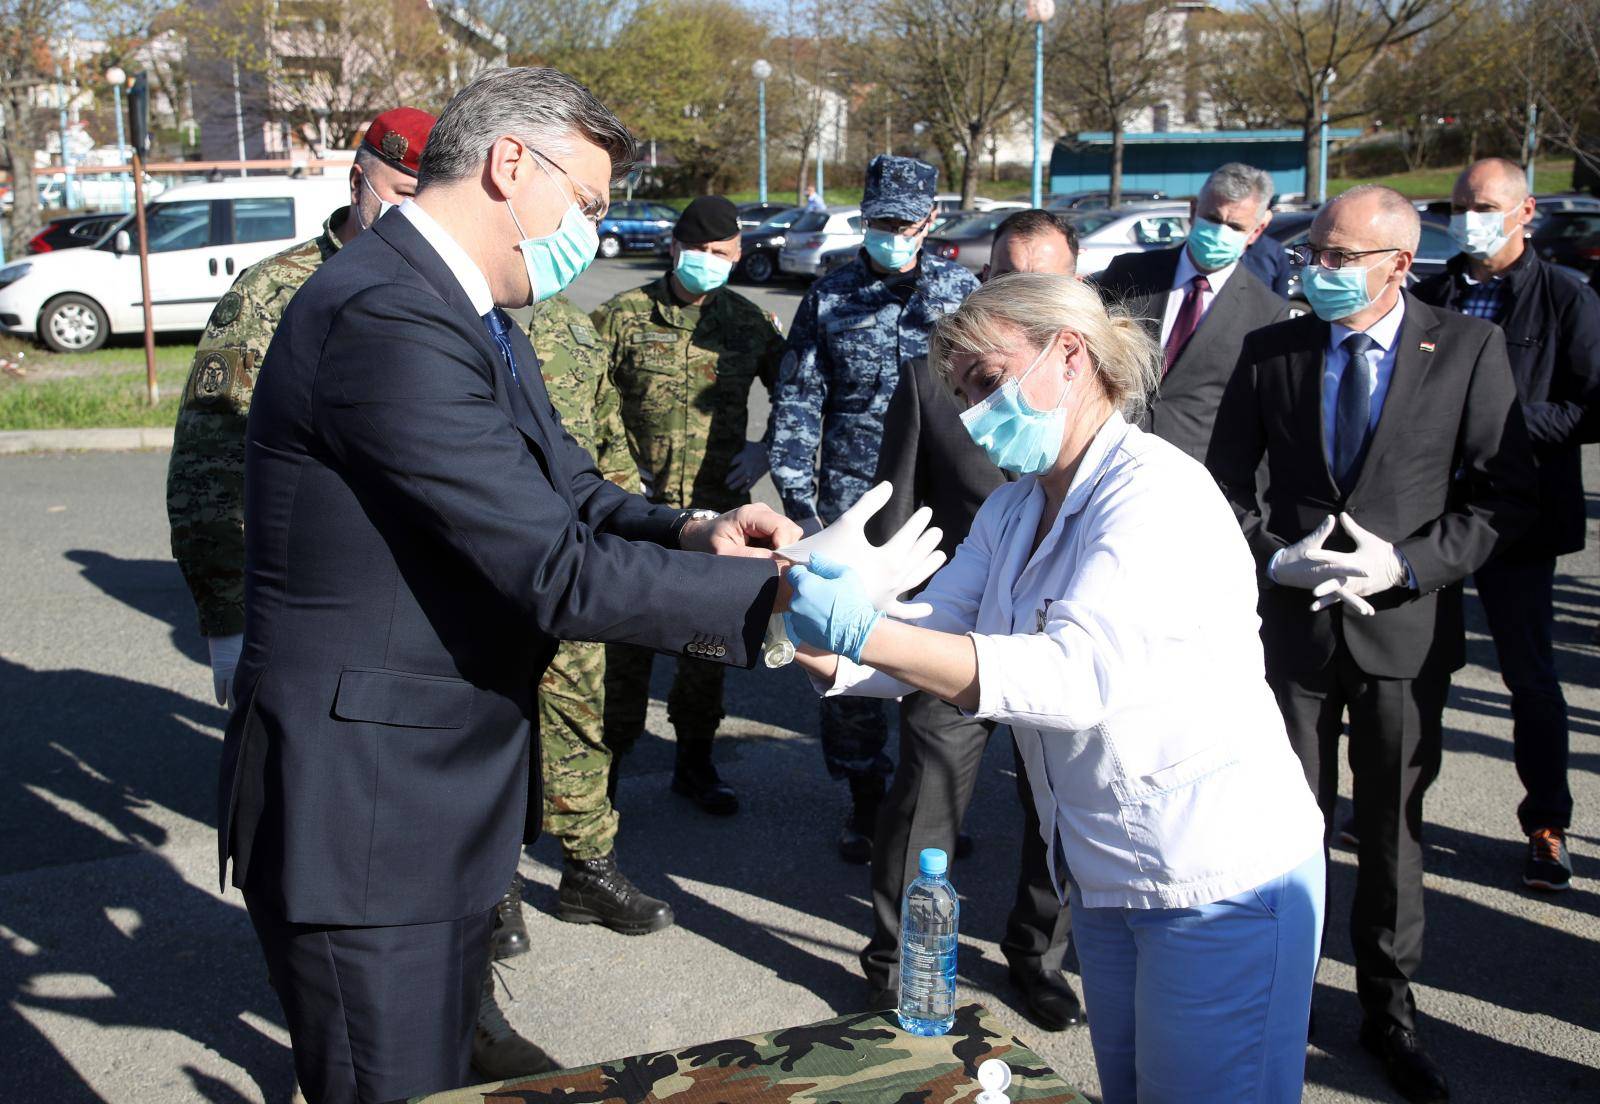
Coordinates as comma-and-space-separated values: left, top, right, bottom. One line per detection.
738, 205, 805, 284
736, 201, 792, 229
932, 194, 1023, 214
1048, 189, 1166, 212
1068, 205, 1191, 275
779, 206, 863, 278
595, 201, 678, 258
925, 207, 1024, 273
26, 212, 127, 254
0, 176, 347, 353
1528, 210, 1600, 274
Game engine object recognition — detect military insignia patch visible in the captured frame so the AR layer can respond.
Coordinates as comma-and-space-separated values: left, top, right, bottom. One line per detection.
212, 291, 242, 328
569, 322, 595, 346
381, 131, 409, 161
197, 353, 230, 399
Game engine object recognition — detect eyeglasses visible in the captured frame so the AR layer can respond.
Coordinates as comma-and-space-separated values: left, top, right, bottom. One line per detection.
527, 147, 609, 225
1287, 244, 1399, 270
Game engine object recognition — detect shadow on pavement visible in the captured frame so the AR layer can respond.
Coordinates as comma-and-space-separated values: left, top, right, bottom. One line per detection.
64, 549, 208, 668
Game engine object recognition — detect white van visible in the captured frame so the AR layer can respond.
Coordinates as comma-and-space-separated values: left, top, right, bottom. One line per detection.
0, 176, 348, 352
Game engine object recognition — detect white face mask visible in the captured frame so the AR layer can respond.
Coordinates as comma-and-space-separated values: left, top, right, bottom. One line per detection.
357, 174, 395, 230
1448, 209, 1513, 260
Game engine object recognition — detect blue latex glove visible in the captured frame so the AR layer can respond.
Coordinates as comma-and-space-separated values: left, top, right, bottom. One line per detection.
783, 554, 883, 663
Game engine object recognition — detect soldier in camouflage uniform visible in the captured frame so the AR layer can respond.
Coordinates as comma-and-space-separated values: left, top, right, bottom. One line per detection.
592, 196, 786, 816
165, 108, 558, 1084
766, 156, 979, 862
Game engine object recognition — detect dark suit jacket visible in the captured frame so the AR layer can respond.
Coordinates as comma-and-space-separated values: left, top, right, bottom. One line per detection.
1241, 232, 1292, 297
1412, 249, 1600, 560
1206, 293, 1537, 681
1094, 245, 1291, 463
220, 211, 777, 927
866, 356, 1011, 559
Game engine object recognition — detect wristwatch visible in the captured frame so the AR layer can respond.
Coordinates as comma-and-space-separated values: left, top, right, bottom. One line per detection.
670, 508, 721, 549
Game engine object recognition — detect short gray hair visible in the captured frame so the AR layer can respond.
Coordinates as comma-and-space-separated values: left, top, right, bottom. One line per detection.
1200, 162, 1274, 217
1322, 183, 1422, 251
418, 67, 636, 189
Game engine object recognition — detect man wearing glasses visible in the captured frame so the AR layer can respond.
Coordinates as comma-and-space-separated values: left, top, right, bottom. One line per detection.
1207, 185, 1536, 1104
768, 155, 978, 863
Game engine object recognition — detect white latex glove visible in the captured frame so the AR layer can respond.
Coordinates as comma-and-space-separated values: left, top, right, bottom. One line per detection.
1268, 514, 1376, 617
1308, 513, 1408, 611
207, 633, 243, 709
725, 441, 770, 491
778, 481, 946, 619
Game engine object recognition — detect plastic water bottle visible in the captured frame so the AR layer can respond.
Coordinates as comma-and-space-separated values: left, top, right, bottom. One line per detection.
898, 847, 959, 1036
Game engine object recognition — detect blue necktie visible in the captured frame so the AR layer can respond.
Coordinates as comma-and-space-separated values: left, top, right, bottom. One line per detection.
1333, 332, 1376, 494
482, 308, 519, 383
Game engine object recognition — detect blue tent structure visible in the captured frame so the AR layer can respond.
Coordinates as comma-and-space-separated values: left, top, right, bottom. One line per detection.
1048, 128, 1363, 200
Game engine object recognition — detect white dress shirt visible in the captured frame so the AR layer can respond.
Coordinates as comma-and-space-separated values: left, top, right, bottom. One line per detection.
399, 199, 496, 316
1322, 293, 1406, 467
827, 414, 1325, 910
1157, 246, 1237, 347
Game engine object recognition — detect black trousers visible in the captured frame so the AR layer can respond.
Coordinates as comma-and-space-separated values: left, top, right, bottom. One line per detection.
1271, 649, 1447, 1033
1475, 555, 1573, 833
861, 691, 1071, 989
246, 893, 494, 1104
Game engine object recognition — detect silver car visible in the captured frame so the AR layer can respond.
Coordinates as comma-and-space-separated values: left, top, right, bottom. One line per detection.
778, 206, 863, 277
1069, 205, 1192, 276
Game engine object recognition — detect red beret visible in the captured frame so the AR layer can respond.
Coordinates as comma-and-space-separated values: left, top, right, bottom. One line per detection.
361, 107, 437, 177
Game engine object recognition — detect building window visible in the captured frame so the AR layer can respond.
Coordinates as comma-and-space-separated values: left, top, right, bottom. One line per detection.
1152, 104, 1170, 133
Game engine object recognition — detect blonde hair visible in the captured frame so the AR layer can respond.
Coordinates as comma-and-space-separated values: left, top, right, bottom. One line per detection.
930, 272, 1160, 420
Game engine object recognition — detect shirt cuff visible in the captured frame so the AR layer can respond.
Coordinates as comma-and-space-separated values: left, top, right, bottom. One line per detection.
1396, 548, 1417, 590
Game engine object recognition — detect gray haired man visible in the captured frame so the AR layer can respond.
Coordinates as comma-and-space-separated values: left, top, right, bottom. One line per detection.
1092, 162, 1291, 461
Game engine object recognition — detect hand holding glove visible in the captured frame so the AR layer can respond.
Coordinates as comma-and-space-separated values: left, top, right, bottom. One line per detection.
724, 441, 771, 492
1308, 513, 1408, 611
778, 481, 946, 619
207, 633, 243, 708
784, 555, 882, 662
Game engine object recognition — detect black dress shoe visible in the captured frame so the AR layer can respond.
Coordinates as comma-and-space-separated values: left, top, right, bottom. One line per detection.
557, 852, 675, 935
865, 982, 898, 1012
839, 776, 884, 864
671, 758, 738, 815
1360, 1021, 1449, 1103
1009, 966, 1085, 1031
490, 874, 530, 961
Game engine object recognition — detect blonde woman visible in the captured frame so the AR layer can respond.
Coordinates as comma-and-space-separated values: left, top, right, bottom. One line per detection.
785, 273, 1326, 1103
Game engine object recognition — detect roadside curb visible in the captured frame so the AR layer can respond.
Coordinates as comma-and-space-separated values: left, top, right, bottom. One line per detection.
0, 427, 174, 454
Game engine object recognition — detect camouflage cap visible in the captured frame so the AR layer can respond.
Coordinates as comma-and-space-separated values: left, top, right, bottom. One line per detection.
861, 155, 937, 222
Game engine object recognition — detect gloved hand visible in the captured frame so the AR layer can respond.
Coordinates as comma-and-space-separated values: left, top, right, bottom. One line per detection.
207, 633, 243, 708
1268, 514, 1376, 617
1308, 513, 1408, 610
725, 441, 770, 491
784, 555, 883, 662
779, 481, 946, 619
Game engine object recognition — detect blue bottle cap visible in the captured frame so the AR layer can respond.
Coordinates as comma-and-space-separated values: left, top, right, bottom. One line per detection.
918, 848, 948, 876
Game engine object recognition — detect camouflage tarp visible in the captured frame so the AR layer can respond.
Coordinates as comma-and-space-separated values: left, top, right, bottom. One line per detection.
412, 1003, 1088, 1104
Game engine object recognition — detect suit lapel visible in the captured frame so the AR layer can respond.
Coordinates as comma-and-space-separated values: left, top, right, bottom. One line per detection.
1288, 318, 1340, 499
1349, 294, 1442, 500
1130, 247, 1182, 338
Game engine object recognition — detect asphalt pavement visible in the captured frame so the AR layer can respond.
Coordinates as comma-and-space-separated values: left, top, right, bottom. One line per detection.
1, 255, 1597, 1103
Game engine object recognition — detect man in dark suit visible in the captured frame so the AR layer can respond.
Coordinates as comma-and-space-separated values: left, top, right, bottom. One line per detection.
1413, 157, 1600, 892
221, 68, 797, 1104
1093, 162, 1291, 462
1208, 185, 1537, 1104
861, 209, 1082, 1031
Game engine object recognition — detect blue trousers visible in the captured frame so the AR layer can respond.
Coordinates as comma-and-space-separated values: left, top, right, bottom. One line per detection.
1070, 851, 1325, 1104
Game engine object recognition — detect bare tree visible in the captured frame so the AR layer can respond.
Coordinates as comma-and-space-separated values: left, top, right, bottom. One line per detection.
1, 0, 57, 254
771, 0, 850, 203
1048, 0, 1176, 206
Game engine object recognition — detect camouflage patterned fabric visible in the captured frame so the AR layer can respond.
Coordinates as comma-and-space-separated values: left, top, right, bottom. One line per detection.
593, 275, 785, 752
526, 295, 641, 862
411, 1003, 1088, 1104
165, 207, 350, 637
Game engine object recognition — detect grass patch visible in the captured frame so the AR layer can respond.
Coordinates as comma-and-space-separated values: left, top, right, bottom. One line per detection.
1330, 159, 1576, 200
0, 334, 194, 430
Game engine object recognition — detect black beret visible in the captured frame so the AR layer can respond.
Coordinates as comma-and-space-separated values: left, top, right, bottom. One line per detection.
673, 195, 741, 244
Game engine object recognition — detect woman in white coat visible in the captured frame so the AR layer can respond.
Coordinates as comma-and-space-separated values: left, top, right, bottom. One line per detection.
786, 273, 1327, 1104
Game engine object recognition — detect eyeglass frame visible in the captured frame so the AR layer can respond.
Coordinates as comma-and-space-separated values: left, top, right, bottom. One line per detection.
1286, 243, 1402, 271
522, 143, 610, 225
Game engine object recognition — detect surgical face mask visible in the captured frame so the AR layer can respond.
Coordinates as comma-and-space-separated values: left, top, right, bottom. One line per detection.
506, 156, 600, 305
1449, 209, 1513, 260
674, 248, 733, 295
1187, 216, 1249, 270
1302, 257, 1390, 323
356, 173, 395, 230
863, 226, 921, 269
958, 340, 1075, 475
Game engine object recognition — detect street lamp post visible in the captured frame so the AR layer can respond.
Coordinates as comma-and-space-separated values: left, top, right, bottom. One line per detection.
752, 59, 772, 204
1026, 1, 1054, 208
1318, 69, 1337, 205
55, 61, 77, 209
106, 67, 129, 213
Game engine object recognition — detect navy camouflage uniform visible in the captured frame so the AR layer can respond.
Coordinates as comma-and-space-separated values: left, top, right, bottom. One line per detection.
767, 156, 979, 781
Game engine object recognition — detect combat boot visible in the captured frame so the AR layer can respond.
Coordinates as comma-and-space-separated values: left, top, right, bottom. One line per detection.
671, 739, 739, 815
472, 959, 559, 1081
839, 774, 885, 864
557, 851, 675, 935
490, 873, 529, 961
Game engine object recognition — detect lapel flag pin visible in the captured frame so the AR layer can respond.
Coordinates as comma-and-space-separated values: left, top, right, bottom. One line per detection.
1419, 341, 1436, 353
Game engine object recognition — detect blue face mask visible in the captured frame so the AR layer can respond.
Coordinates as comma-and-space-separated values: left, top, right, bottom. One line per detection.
863, 226, 921, 269
507, 156, 600, 305
1301, 261, 1381, 323
674, 248, 733, 294
1186, 217, 1249, 270
958, 340, 1074, 475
